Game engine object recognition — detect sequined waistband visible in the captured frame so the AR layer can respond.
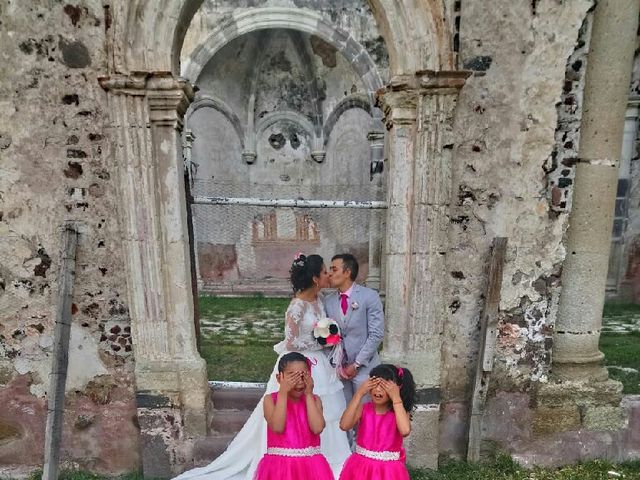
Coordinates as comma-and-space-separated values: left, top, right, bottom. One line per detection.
355, 445, 401, 461
266, 446, 322, 457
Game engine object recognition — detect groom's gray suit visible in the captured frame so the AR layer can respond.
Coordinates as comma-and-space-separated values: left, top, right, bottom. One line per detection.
324, 283, 384, 405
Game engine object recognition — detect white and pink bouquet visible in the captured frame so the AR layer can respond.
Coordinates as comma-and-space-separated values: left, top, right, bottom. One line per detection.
313, 318, 341, 347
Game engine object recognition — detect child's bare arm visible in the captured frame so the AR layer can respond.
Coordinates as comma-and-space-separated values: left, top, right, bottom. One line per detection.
263, 393, 287, 433
302, 370, 325, 434
381, 379, 411, 436
264, 372, 298, 433
305, 394, 326, 434
340, 378, 374, 431
392, 402, 411, 436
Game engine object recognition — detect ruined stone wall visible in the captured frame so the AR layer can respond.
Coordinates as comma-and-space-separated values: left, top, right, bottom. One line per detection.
0, 1, 138, 471
441, 0, 594, 456
2, 0, 636, 473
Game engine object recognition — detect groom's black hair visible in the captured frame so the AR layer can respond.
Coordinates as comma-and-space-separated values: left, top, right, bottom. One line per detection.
331, 253, 358, 281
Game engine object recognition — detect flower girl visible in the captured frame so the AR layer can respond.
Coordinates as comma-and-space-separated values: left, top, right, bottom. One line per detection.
338, 364, 416, 480
254, 352, 335, 480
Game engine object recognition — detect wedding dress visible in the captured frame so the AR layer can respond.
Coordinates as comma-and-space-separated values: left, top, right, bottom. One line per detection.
174, 298, 351, 480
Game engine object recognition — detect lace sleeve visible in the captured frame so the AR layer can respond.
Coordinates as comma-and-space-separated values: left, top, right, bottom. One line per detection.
284, 301, 321, 351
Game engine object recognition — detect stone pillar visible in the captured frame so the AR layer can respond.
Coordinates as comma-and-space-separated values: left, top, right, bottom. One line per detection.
183, 130, 203, 292
100, 73, 210, 477
378, 71, 468, 468
611, 100, 640, 299
365, 131, 385, 291
553, 0, 639, 382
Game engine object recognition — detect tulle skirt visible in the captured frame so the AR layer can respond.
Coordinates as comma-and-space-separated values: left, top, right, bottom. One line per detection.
254, 453, 334, 480
173, 347, 350, 480
339, 454, 410, 480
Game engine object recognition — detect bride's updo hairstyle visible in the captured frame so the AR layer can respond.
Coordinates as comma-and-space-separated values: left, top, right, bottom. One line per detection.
290, 254, 324, 293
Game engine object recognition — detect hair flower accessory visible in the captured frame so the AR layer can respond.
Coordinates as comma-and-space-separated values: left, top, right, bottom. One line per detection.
313, 318, 341, 347
351, 301, 359, 311
292, 251, 306, 267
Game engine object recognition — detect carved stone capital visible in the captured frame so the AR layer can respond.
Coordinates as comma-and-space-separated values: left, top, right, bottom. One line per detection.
98, 72, 149, 94
376, 70, 470, 128
386, 70, 471, 93
99, 72, 194, 124
378, 90, 419, 127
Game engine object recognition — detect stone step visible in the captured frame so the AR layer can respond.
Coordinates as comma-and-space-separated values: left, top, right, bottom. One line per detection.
210, 382, 265, 411
210, 408, 253, 434
193, 434, 236, 467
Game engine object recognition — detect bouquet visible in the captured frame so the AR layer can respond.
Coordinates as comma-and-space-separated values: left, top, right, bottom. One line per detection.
313, 318, 341, 347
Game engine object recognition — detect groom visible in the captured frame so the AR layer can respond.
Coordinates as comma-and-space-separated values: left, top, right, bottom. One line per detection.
324, 253, 384, 406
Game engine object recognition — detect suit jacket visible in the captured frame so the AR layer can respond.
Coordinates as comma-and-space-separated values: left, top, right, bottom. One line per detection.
323, 284, 384, 367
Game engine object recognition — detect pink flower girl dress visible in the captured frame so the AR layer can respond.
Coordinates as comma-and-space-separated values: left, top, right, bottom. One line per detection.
254, 392, 334, 480
339, 402, 410, 480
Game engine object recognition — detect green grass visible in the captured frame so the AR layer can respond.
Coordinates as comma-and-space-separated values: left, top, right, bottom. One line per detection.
198, 295, 290, 318
409, 455, 640, 479
199, 335, 277, 381
603, 302, 640, 318
24, 471, 146, 480
600, 302, 640, 394
19, 457, 640, 480
600, 330, 640, 394
196, 296, 640, 391
198, 295, 287, 381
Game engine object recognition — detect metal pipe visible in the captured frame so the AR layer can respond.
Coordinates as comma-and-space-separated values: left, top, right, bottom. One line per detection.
192, 196, 388, 209
43, 224, 79, 480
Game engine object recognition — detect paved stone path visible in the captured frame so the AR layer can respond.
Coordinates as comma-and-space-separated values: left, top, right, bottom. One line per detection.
200, 311, 282, 343
601, 313, 640, 333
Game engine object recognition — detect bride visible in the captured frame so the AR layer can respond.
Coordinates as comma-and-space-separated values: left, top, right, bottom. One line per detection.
175, 254, 351, 479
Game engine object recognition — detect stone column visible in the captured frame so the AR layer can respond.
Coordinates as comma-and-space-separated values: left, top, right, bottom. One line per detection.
553, 0, 639, 382
365, 131, 385, 291
378, 71, 468, 468
612, 100, 640, 299
183, 130, 203, 292
100, 73, 210, 477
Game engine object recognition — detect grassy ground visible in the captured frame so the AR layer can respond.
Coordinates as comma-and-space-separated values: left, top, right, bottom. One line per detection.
601, 303, 640, 394
19, 456, 640, 480
198, 296, 640, 391
600, 330, 640, 394
410, 456, 640, 479
198, 295, 288, 381
602, 302, 640, 318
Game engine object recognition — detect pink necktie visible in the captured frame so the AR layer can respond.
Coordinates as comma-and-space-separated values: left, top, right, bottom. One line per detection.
340, 293, 348, 315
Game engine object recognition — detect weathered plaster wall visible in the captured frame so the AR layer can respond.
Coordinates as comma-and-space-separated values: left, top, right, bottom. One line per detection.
440, 0, 593, 456
0, 1, 138, 471
2, 0, 637, 474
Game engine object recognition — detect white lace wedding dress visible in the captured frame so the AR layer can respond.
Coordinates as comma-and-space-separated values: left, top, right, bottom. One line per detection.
174, 298, 351, 480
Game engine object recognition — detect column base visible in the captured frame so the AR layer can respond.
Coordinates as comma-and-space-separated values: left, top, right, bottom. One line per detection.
135, 358, 211, 478
534, 376, 625, 435
550, 361, 609, 382
405, 405, 439, 469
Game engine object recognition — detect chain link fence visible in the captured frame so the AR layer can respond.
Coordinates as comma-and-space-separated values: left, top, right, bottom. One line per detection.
191, 179, 385, 295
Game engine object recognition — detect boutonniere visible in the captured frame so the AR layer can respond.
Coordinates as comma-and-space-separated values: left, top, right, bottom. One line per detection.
351, 301, 359, 311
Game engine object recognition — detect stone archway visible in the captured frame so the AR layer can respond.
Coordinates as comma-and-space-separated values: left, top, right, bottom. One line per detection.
102, 0, 465, 475
181, 7, 384, 95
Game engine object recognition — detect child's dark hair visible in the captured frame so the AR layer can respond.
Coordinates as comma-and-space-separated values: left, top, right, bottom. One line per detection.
370, 364, 416, 413
277, 352, 310, 373
290, 254, 324, 293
